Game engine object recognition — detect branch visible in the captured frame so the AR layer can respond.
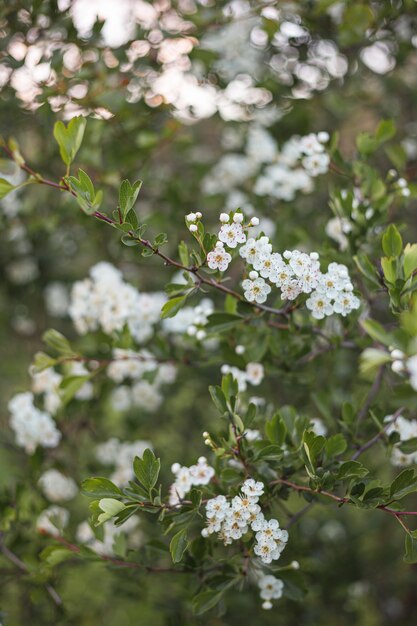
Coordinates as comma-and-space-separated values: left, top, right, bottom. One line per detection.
1, 146, 290, 321
271, 478, 417, 519
351, 406, 404, 460
0, 532, 62, 606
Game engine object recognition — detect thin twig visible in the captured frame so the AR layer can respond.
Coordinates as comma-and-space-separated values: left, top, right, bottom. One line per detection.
351, 407, 404, 460
0, 533, 63, 606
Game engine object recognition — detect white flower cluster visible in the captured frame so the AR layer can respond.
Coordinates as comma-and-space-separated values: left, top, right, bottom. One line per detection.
76, 517, 142, 557
39, 469, 78, 502
221, 362, 264, 392
385, 414, 417, 466
31, 363, 93, 415
254, 132, 330, 200
107, 348, 176, 413
96, 438, 153, 487
257, 574, 284, 610
169, 457, 215, 506
202, 479, 288, 564
8, 392, 61, 454
36, 505, 69, 537
203, 127, 330, 203
69, 262, 165, 342
236, 234, 360, 317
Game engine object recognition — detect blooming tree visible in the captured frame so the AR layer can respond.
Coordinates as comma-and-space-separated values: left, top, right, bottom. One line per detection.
2, 2, 417, 624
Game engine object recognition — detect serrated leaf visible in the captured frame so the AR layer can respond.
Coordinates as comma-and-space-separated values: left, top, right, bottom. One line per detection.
265, 413, 286, 445
53, 116, 86, 166
337, 461, 369, 480
390, 468, 417, 500
133, 449, 160, 491
326, 434, 347, 457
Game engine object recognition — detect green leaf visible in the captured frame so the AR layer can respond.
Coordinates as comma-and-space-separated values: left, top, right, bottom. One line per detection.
119, 179, 142, 221
265, 413, 287, 445
209, 385, 228, 414
206, 313, 243, 332
169, 528, 189, 564
53, 116, 86, 166
97, 498, 126, 525
0, 177, 15, 199
381, 257, 397, 284
67, 169, 101, 214
337, 461, 369, 480
178, 241, 189, 266
356, 132, 378, 156
160, 296, 186, 319
404, 531, 417, 563
359, 348, 391, 377
40, 545, 74, 566
385, 144, 407, 170
399, 438, 417, 454
59, 375, 91, 405
303, 431, 325, 464
376, 120, 396, 143
382, 224, 403, 257
403, 243, 417, 279
133, 448, 160, 491
82, 477, 122, 498
361, 319, 392, 347
326, 434, 347, 457
42, 329, 75, 357
192, 589, 224, 615
154, 232, 168, 247
390, 469, 417, 500
353, 254, 381, 288
32, 351, 58, 373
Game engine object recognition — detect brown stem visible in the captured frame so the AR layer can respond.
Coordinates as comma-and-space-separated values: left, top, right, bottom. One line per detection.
2, 146, 290, 320
271, 478, 417, 519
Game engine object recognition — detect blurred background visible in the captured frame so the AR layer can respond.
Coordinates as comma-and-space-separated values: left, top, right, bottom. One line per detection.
1, 1, 417, 624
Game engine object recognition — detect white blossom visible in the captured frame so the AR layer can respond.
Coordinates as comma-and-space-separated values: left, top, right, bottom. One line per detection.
8, 392, 61, 454
242, 277, 271, 304
218, 223, 246, 248
39, 469, 77, 502
207, 243, 232, 271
